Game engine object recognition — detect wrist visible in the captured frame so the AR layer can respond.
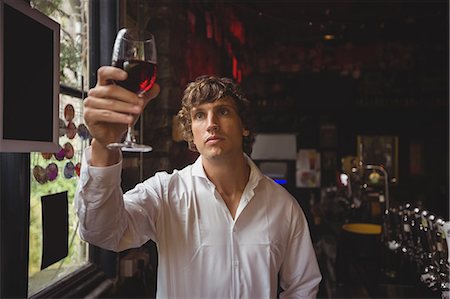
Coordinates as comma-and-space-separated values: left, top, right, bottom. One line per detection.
91, 139, 121, 167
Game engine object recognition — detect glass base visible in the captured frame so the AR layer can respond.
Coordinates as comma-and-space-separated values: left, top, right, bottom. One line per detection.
107, 142, 152, 152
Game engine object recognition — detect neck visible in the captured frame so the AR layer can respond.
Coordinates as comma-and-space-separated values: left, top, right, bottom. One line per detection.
204, 153, 249, 188
202, 153, 250, 218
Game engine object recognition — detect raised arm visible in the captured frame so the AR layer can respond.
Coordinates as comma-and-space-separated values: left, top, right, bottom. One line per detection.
74, 66, 160, 251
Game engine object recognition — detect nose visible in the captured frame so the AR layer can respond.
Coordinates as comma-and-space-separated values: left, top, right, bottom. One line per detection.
206, 112, 219, 133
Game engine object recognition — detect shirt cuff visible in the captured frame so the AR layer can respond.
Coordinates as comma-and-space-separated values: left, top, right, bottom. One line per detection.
79, 146, 123, 189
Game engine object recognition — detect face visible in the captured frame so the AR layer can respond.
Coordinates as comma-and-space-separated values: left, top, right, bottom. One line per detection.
190, 97, 249, 160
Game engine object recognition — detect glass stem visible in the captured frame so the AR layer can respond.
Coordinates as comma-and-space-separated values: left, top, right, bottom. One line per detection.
125, 125, 135, 144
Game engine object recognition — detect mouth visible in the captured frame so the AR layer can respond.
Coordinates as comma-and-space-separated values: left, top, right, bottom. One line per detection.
205, 135, 223, 144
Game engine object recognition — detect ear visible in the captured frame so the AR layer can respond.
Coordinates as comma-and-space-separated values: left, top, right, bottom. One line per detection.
243, 129, 250, 137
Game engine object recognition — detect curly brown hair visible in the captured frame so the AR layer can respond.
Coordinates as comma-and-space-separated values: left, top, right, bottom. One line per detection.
176, 75, 256, 155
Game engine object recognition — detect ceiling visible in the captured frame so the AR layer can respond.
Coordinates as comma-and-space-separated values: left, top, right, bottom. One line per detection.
231, 1, 448, 46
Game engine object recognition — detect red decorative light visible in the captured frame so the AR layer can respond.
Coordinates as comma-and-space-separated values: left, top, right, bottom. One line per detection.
232, 56, 238, 79
187, 10, 196, 33
230, 19, 245, 44
205, 12, 213, 39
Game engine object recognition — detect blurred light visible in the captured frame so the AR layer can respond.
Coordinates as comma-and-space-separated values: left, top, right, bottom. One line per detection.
274, 179, 287, 185
339, 173, 349, 186
323, 34, 335, 40
232, 56, 238, 79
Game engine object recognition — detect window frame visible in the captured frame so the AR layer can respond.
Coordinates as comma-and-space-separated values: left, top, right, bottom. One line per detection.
0, 0, 121, 298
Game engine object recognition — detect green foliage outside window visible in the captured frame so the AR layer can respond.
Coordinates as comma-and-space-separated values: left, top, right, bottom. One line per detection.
29, 155, 82, 275
28, 0, 89, 295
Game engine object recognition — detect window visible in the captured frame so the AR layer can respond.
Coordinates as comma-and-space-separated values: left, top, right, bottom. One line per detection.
28, 0, 90, 296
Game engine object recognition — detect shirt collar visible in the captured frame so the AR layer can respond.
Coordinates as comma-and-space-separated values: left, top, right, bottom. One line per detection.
192, 155, 207, 178
191, 154, 264, 188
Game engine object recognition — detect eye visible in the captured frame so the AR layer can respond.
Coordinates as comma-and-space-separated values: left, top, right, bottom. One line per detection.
218, 107, 230, 116
193, 112, 205, 120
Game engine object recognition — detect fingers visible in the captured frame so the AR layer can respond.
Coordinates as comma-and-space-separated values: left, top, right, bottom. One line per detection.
85, 83, 143, 130
84, 95, 142, 116
83, 67, 161, 146
89, 67, 160, 107
96, 66, 127, 86
88, 83, 142, 106
84, 67, 161, 128
84, 106, 134, 125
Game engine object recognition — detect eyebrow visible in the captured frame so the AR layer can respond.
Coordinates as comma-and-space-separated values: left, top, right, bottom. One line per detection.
190, 102, 236, 114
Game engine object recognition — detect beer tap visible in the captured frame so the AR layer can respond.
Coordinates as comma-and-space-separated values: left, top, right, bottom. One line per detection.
421, 210, 434, 264
412, 207, 426, 269
438, 219, 450, 297
400, 203, 414, 259
443, 220, 450, 265
384, 207, 401, 251
363, 164, 390, 211
418, 214, 450, 297
420, 210, 439, 290
381, 203, 450, 297
434, 218, 450, 271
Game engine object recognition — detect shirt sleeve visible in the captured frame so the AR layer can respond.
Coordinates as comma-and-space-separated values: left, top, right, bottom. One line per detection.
278, 203, 322, 298
75, 146, 163, 252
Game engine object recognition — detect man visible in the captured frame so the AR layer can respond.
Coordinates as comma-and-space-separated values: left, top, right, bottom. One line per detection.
75, 67, 322, 298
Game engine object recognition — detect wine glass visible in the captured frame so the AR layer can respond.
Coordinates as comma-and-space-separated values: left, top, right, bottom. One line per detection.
107, 27, 157, 152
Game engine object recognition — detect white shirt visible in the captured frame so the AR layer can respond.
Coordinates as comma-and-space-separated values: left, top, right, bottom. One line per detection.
75, 147, 322, 298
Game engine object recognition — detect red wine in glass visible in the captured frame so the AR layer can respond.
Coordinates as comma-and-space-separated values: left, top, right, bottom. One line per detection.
107, 28, 157, 153
113, 59, 157, 94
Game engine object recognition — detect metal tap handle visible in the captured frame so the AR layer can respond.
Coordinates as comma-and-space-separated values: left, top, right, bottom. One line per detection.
441, 221, 450, 265
364, 164, 389, 211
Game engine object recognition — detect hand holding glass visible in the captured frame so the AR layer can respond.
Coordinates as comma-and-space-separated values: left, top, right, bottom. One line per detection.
107, 28, 157, 152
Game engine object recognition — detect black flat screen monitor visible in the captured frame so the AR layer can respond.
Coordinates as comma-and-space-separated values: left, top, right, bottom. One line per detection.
0, 0, 60, 152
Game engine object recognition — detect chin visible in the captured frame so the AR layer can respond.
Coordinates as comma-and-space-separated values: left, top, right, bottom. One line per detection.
201, 148, 225, 159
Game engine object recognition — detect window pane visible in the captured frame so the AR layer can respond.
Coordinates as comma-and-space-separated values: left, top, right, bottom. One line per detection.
30, 0, 89, 90
29, 94, 89, 296
28, 0, 90, 296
